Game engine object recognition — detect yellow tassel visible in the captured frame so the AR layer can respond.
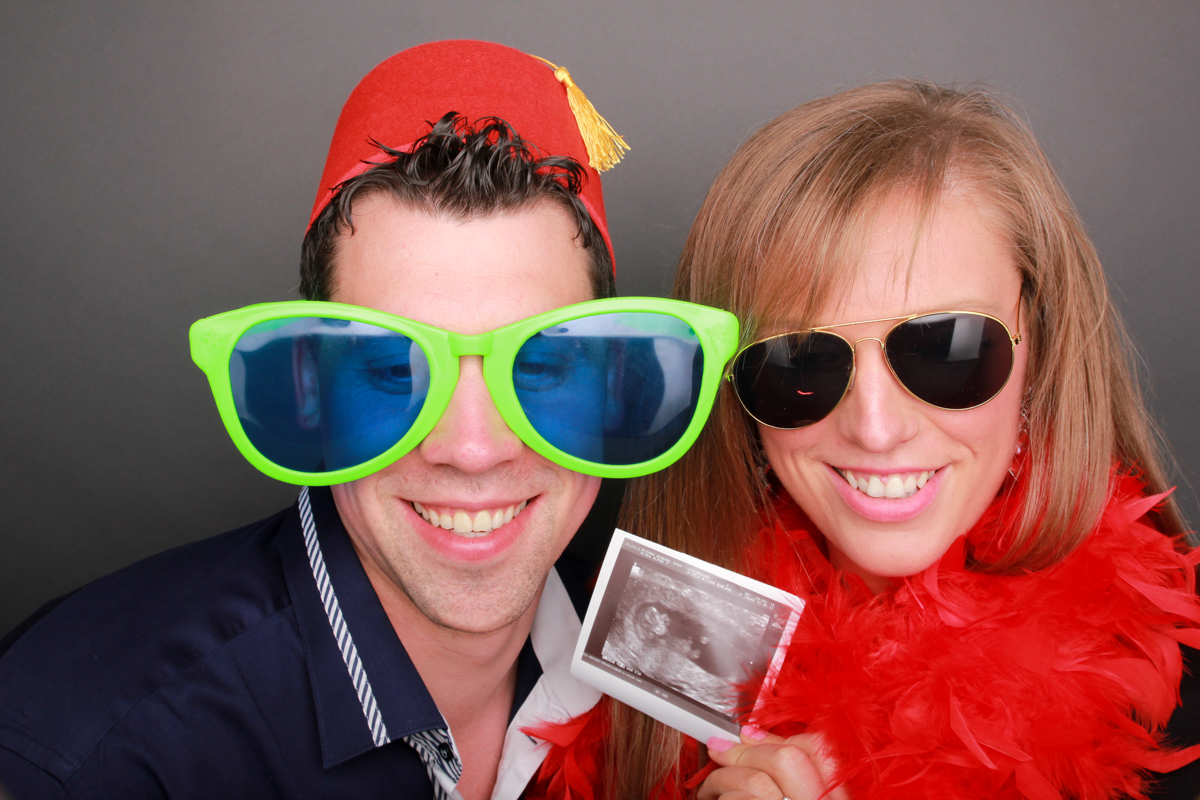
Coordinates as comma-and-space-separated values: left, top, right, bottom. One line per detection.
532, 55, 629, 172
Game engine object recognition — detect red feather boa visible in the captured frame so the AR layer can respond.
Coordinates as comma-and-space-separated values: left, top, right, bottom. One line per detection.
525, 474, 1200, 799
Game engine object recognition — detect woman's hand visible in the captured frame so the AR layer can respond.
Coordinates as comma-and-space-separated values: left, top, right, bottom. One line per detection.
696, 727, 849, 800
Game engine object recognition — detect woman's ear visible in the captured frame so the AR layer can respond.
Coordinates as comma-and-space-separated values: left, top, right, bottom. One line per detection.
292, 339, 321, 431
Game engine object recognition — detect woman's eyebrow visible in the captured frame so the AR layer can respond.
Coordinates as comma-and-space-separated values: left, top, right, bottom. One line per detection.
783, 300, 1018, 329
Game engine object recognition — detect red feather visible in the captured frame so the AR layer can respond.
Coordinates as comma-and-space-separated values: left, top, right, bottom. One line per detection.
526, 474, 1200, 799
523, 703, 610, 800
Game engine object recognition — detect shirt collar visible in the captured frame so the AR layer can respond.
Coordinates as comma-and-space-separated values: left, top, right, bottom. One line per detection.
281, 485, 444, 768
492, 566, 603, 797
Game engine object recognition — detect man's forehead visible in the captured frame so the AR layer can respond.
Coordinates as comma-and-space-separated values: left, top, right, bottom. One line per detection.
328, 197, 593, 334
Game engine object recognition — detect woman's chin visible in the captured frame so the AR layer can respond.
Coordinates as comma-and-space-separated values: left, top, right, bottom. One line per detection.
827, 533, 954, 591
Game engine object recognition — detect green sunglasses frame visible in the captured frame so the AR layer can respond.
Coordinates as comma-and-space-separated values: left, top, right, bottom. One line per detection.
191, 297, 738, 485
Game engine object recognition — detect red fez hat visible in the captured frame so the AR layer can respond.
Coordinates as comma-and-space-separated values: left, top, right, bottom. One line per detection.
309, 39, 627, 267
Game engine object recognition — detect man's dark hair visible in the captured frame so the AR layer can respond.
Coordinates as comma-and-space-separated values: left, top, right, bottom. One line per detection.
300, 112, 615, 301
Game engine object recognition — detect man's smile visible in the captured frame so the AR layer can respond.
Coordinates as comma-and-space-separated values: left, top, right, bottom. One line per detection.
411, 499, 531, 537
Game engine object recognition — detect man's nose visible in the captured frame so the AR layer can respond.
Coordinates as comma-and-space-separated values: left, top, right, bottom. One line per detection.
834, 339, 921, 452
416, 355, 524, 471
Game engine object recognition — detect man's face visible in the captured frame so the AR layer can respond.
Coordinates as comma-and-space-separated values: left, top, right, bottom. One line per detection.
327, 194, 601, 634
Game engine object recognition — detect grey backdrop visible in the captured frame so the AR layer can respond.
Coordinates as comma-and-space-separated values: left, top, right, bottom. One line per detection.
2, 1, 1198, 636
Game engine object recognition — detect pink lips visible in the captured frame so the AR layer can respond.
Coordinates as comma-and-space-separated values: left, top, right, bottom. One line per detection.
828, 464, 944, 523
407, 498, 531, 563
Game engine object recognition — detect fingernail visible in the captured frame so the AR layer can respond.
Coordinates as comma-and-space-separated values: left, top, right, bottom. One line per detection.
741, 724, 768, 740
707, 736, 735, 753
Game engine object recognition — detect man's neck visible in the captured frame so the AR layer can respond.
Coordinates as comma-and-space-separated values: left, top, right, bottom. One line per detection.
380, 582, 538, 721
360, 557, 546, 800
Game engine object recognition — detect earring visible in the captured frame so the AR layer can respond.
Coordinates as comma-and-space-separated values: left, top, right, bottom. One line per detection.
1009, 396, 1031, 478
757, 462, 772, 487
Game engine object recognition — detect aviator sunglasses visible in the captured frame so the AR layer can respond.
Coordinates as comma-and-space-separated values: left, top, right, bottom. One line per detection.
192, 298, 738, 484
730, 309, 1021, 429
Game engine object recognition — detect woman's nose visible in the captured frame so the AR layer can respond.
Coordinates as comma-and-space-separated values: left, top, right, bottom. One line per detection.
834, 339, 921, 452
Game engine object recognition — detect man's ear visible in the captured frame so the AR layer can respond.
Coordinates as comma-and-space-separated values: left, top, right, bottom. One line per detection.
604, 341, 625, 432
293, 339, 321, 431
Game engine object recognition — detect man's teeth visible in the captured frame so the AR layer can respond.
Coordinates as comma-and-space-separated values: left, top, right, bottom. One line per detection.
411, 499, 529, 537
837, 469, 935, 499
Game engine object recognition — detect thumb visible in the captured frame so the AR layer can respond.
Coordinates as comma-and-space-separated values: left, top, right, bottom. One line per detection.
739, 723, 785, 745
703, 725, 784, 768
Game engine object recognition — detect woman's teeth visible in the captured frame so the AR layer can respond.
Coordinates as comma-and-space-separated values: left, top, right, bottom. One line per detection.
411, 500, 529, 537
837, 468, 935, 499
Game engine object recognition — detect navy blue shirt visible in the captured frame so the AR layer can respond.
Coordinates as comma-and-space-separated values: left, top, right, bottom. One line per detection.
0, 487, 598, 799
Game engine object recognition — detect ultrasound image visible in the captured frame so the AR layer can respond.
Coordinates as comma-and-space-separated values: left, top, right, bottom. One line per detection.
600, 564, 771, 714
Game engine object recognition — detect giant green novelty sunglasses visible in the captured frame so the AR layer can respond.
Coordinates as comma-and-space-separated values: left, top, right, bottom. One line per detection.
191, 298, 738, 484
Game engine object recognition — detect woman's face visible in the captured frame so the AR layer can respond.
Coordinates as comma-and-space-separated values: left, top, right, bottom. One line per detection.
758, 188, 1027, 592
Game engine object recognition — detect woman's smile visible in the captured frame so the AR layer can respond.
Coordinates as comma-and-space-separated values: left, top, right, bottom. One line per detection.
834, 466, 936, 499
826, 462, 945, 524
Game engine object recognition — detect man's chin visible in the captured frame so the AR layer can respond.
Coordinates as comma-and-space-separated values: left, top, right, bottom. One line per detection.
412, 583, 544, 636
427, 607, 533, 636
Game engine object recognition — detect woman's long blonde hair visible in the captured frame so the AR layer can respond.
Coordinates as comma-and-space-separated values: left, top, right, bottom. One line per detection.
599, 79, 1183, 797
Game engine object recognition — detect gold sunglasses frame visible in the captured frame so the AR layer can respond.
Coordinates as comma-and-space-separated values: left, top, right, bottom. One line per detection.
727, 308, 1022, 430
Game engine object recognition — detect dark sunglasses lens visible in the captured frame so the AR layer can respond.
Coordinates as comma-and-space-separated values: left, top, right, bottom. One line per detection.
733, 332, 853, 428
231, 318, 430, 473
885, 313, 1013, 409
514, 312, 705, 466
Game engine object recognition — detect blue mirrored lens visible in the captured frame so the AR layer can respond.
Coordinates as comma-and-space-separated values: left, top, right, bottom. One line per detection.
515, 312, 704, 465
231, 318, 429, 473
